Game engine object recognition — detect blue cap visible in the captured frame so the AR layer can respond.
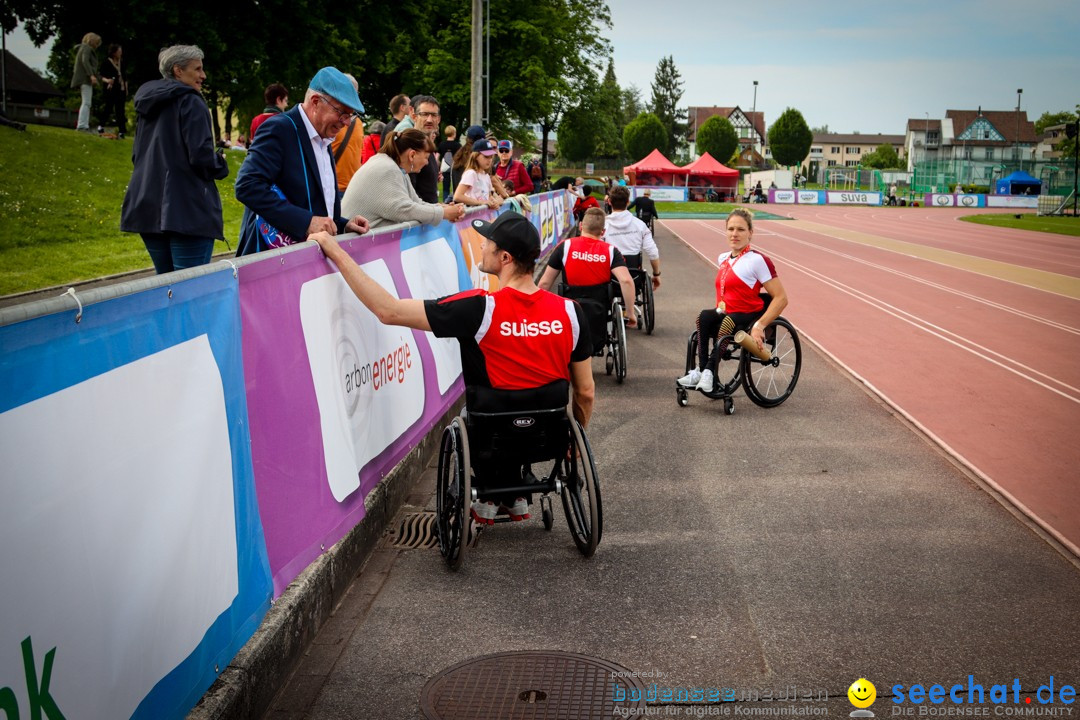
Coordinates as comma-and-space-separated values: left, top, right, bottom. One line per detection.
309, 67, 364, 113
472, 138, 497, 155
465, 124, 486, 141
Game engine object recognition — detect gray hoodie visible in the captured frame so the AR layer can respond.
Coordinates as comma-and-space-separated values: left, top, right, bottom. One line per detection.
604, 210, 659, 260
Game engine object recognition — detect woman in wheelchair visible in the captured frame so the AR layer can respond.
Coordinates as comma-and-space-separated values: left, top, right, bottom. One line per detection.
677, 207, 788, 393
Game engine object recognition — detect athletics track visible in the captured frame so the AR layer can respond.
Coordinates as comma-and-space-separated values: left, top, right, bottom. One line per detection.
663, 206, 1080, 558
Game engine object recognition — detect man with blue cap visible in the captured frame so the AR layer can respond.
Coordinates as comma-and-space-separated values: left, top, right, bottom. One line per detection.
236, 66, 371, 254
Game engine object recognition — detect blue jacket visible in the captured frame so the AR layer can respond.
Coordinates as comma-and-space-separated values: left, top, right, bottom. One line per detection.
235, 105, 346, 251
120, 79, 228, 239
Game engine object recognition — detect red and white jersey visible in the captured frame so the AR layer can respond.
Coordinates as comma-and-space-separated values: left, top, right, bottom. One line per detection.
547, 236, 627, 287
714, 248, 778, 313
425, 286, 591, 391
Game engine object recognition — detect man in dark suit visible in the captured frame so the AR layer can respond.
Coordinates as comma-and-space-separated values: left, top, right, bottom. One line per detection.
627, 189, 658, 225
236, 67, 370, 254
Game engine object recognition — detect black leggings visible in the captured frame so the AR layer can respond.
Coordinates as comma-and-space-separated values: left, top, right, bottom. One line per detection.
695, 309, 762, 371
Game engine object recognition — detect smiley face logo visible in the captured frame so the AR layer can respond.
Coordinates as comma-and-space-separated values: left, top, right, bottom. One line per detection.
848, 678, 876, 708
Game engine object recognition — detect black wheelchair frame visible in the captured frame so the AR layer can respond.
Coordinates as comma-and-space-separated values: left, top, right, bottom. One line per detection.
624, 255, 655, 336
560, 282, 629, 383
436, 384, 602, 570
676, 314, 802, 415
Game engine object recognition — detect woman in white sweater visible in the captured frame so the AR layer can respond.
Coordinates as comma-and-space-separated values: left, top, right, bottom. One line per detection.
341, 128, 465, 229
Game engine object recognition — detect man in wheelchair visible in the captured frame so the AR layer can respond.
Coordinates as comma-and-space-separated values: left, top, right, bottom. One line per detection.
310, 212, 594, 526
607, 186, 661, 289
537, 207, 638, 354
677, 207, 788, 393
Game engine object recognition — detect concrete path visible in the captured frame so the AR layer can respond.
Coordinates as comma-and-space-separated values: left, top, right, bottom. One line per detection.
263, 218, 1080, 720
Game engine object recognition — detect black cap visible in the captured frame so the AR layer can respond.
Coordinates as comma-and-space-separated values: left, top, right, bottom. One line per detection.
471, 212, 540, 264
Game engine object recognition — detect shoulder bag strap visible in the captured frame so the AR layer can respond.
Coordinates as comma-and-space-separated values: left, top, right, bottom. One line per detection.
333, 118, 357, 163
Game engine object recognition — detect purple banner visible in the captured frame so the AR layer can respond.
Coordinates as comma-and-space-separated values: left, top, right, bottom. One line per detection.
240, 193, 572, 595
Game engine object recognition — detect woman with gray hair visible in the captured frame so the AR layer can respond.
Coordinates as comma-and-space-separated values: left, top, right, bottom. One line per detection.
120, 45, 229, 273
70, 32, 101, 132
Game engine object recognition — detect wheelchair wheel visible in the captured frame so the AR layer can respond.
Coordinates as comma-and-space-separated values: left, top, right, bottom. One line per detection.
605, 349, 614, 375
435, 418, 471, 570
743, 317, 802, 408
677, 388, 689, 407
611, 299, 628, 384
561, 417, 602, 556
641, 276, 655, 335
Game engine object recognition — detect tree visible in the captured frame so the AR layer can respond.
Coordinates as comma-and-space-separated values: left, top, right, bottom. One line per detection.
862, 143, 901, 169
696, 116, 738, 163
768, 107, 813, 168
810, 124, 830, 134
623, 112, 666, 163
593, 59, 622, 158
1035, 110, 1077, 135
647, 55, 685, 154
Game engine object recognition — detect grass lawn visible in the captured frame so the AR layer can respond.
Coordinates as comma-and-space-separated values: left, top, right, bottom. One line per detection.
655, 201, 738, 214
958, 213, 1080, 237
0, 123, 247, 296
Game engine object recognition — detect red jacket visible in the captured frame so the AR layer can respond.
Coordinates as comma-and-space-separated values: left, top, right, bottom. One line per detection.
573, 195, 600, 220
361, 133, 381, 165
495, 159, 533, 195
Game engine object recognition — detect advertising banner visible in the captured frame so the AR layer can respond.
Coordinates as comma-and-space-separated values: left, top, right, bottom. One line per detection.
987, 195, 1038, 208
630, 186, 687, 202
826, 191, 882, 205
0, 271, 271, 720
798, 190, 824, 204
771, 189, 796, 204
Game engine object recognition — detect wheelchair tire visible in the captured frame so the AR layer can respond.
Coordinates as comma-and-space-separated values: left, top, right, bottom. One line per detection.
435, 418, 471, 570
612, 300, 628, 383
561, 417, 602, 556
677, 388, 689, 407
542, 506, 554, 531
641, 276, 655, 335
724, 397, 735, 415
687, 330, 742, 396
605, 349, 614, 375
743, 317, 802, 408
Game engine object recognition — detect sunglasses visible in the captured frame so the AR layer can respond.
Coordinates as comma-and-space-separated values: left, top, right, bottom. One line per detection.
498, 147, 511, 152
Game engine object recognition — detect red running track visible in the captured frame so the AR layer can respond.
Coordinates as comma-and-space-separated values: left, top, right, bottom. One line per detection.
663, 207, 1080, 556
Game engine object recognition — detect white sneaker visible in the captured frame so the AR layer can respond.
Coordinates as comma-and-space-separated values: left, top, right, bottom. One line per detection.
470, 500, 496, 525
678, 368, 702, 388
696, 369, 715, 393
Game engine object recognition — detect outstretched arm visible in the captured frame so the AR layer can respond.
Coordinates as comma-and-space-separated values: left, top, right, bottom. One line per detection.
310, 232, 431, 330
612, 266, 637, 328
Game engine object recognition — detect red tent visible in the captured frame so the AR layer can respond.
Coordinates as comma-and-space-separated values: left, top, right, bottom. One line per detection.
623, 149, 686, 187
681, 152, 739, 200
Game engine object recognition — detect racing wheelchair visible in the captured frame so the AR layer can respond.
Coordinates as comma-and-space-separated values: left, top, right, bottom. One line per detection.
675, 301, 802, 415
436, 381, 602, 570
560, 282, 629, 383
623, 253, 656, 335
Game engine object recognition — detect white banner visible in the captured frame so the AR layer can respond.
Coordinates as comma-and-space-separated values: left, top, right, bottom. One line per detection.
0, 336, 239, 720
400, 237, 465, 395
798, 191, 823, 204
987, 195, 1039, 208
772, 190, 796, 204
933, 194, 956, 207
631, 187, 686, 202
826, 191, 882, 205
300, 269, 426, 502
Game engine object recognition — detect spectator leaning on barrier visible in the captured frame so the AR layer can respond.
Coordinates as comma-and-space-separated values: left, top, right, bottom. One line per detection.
250, 82, 288, 140
454, 139, 503, 209
235, 66, 370, 255
448, 124, 486, 199
120, 44, 229, 274
331, 73, 365, 192
408, 95, 443, 203
341, 128, 465, 230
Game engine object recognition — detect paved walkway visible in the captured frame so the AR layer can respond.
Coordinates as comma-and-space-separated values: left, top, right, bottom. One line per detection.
263, 218, 1080, 720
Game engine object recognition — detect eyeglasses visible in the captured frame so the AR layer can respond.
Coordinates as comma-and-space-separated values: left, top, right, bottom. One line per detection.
416, 110, 440, 119
319, 95, 358, 122
498, 148, 511, 153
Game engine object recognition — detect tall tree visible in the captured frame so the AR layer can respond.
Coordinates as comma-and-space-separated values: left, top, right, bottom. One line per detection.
593, 58, 622, 158
620, 84, 643, 131
623, 112, 666, 162
648, 55, 685, 154
1034, 110, 1077, 135
861, 143, 901, 169
695, 116, 738, 164
768, 107, 813, 168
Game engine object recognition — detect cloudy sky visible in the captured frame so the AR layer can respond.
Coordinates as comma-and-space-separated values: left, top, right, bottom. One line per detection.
5, 0, 1078, 135
607, 0, 1079, 134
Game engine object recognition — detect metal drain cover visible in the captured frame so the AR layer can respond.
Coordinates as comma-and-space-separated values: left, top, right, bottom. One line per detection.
420, 650, 647, 719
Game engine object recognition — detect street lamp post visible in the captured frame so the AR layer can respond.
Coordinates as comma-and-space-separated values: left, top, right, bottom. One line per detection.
751, 81, 758, 167
1015, 88, 1023, 173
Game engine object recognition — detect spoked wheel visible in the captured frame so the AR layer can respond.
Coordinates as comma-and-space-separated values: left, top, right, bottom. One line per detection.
743, 317, 802, 408
561, 416, 602, 556
611, 300, 628, 383
435, 418, 471, 570
641, 276, 655, 335
711, 334, 742, 396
